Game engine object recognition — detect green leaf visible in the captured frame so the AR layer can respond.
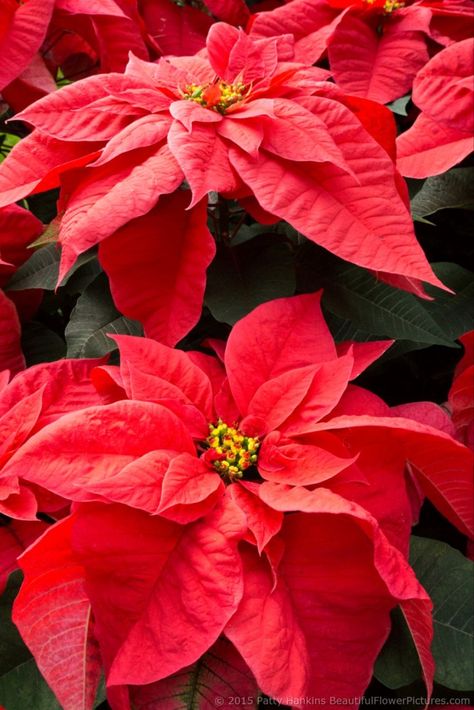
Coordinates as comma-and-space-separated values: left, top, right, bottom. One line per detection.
65, 272, 142, 357
130, 638, 257, 709
0, 133, 20, 163
205, 235, 295, 325
419, 263, 474, 342
386, 95, 411, 116
21, 322, 66, 366
411, 168, 474, 217
0, 660, 61, 710
374, 606, 421, 689
375, 537, 474, 691
0, 573, 63, 710
7, 245, 98, 291
322, 310, 380, 344
0, 572, 31, 676
321, 264, 458, 347
7, 245, 60, 291
410, 536, 474, 691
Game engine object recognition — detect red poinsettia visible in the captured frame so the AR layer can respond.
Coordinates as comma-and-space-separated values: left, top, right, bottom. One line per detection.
249, 0, 474, 103
5, 293, 472, 708
397, 38, 474, 178
0, 23, 446, 344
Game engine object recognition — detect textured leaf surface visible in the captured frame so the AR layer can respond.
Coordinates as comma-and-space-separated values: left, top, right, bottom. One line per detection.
397, 113, 473, 179
376, 537, 474, 691
320, 263, 458, 347
14, 518, 102, 710
229, 102, 441, 288
412, 38, 474, 133
58, 145, 183, 281
71, 503, 244, 687
205, 236, 295, 325
129, 637, 258, 709
65, 273, 142, 357
7, 245, 98, 291
0, 132, 102, 208
0, 659, 61, 710
410, 536, 474, 690
3, 400, 195, 501
411, 168, 474, 217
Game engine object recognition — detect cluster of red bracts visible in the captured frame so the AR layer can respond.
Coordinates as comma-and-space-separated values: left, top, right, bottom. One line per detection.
0, 1, 473, 708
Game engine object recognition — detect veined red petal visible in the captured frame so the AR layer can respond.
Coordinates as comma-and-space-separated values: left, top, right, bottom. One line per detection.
14, 516, 102, 710
413, 38, 474, 133
256, 484, 433, 704
14, 74, 148, 141
225, 293, 337, 414
328, 15, 428, 104
113, 334, 213, 419
0, 291, 24, 376
0, 0, 54, 91
397, 112, 473, 178
2, 401, 195, 503
0, 132, 102, 208
99, 193, 215, 347
70, 503, 244, 687
310, 415, 474, 538
58, 144, 183, 282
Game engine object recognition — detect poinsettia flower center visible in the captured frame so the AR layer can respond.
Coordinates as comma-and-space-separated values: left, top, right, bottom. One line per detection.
182, 80, 249, 114
204, 420, 260, 481
363, 0, 405, 12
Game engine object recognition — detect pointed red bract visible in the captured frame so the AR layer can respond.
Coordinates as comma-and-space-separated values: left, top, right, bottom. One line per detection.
0, 0, 54, 91
0, 205, 43, 286
100, 192, 215, 346
71, 502, 244, 687
0, 291, 24, 376
14, 517, 102, 710
448, 332, 474, 448
0, 519, 48, 594
233, 484, 432, 704
397, 39, 474, 178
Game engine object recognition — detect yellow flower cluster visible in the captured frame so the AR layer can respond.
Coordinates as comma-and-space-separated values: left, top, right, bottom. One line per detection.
206, 420, 259, 480
182, 80, 248, 113
382, 0, 405, 12
364, 0, 405, 11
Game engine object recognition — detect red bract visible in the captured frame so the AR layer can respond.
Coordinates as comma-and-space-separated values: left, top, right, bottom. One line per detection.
448, 331, 474, 449
0, 518, 48, 594
0, 0, 55, 93
6, 294, 473, 707
0, 203, 43, 320
250, 0, 474, 103
0, 22, 445, 344
47, 0, 148, 75
0, 0, 148, 111
0, 290, 24, 377
0, 358, 104, 519
397, 38, 474, 178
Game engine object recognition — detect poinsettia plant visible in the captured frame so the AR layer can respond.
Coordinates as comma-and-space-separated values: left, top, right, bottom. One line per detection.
0, 1, 472, 709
